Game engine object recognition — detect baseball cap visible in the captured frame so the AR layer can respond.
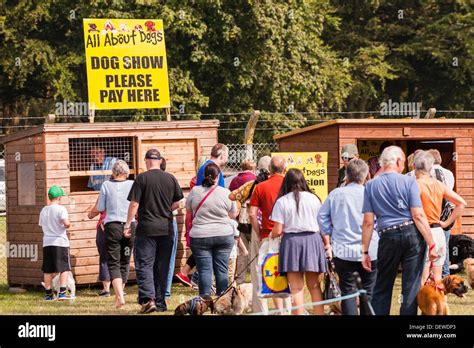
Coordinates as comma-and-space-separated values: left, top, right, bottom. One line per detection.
341, 144, 358, 158
48, 185, 65, 199
145, 148, 161, 160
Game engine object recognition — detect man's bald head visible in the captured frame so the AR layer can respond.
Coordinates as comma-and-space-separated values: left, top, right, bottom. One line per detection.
271, 156, 286, 174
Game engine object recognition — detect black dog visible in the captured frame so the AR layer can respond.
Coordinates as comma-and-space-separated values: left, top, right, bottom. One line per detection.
449, 234, 474, 274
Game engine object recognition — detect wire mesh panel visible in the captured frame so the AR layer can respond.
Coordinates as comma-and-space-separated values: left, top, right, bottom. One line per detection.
224, 143, 279, 175
68, 137, 135, 173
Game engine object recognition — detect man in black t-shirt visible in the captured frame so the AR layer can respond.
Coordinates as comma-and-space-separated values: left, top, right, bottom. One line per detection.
125, 149, 184, 313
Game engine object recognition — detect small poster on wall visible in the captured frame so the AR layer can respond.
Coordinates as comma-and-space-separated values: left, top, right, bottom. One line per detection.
273, 152, 328, 202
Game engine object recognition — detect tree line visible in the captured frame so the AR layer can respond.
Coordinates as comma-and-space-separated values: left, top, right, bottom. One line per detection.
0, 0, 472, 143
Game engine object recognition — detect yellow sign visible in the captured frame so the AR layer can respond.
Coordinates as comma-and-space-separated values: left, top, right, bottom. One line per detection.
357, 140, 407, 162
83, 19, 170, 110
273, 152, 328, 202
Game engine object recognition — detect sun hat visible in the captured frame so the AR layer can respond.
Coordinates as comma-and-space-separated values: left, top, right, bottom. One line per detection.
341, 144, 358, 158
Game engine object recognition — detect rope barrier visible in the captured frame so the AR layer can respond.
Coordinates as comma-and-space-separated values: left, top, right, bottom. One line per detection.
249, 289, 371, 315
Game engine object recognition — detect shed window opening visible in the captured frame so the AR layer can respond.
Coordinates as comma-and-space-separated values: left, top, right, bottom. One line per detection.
68, 137, 135, 192
356, 139, 455, 175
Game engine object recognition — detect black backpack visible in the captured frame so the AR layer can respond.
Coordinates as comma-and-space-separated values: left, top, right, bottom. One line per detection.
434, 169, 455, 231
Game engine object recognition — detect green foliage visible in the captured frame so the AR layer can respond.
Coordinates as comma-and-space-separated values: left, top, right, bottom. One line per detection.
325, 0, 473, 114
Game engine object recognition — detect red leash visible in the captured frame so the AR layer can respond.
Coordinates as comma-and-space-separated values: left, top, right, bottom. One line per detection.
424, 243, 444, 293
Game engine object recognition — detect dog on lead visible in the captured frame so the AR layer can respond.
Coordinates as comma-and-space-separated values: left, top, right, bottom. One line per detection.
417, 275, 468, 315
174, 297, 214, 316
174, 283, 253, 316
464, 258, 474, 289
40, 271, 76, 297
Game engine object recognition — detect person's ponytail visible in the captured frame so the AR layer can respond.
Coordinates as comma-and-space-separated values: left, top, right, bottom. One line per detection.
202, 174, 216, 188
201, 162, 219, 188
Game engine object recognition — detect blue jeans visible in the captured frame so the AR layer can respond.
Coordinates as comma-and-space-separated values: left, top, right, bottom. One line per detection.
134, 234, 172, 310
371, 224, 426, 315
190, 234, 234, 297
442, 229, 451, 278
333, 258, 378, 315
165, 219, 178, 298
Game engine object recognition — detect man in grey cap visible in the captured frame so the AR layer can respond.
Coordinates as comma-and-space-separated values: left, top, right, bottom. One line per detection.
125, 148, 184, 314
337, 144, 359, 187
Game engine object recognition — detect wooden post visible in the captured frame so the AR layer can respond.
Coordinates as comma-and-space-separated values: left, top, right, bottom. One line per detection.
165, 107, 171, 121
424, 108, 436, 119
88, 108, 95, 123
244, 110, 260, 144
244, 110, 260, 159
45, 114, 56, 124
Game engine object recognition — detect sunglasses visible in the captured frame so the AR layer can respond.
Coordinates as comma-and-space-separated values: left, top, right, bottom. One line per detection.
341, 156, 354, 161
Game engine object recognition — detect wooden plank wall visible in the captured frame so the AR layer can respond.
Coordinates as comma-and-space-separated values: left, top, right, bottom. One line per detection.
338, 124, 473, 238
6, 134, 46, 286
276, 125, 340, 190
41, 127, 217, 285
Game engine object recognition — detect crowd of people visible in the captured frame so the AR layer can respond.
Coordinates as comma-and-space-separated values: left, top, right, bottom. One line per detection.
39, 141, 466, 315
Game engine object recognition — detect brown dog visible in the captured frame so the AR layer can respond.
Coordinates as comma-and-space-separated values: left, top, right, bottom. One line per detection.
214, 283, 253, 315
174, 297, 214, 316
417, 275, 468, 315
463, 258, 474, 289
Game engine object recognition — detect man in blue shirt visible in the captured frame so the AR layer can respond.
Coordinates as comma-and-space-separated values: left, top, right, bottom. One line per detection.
196, 143, 228, 188
88, 146, 117, 191
318, 159, 378, 315
361, 146, 437, 315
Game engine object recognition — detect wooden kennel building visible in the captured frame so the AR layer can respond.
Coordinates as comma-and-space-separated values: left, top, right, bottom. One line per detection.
2, 120, 219, 286
275, 118, 474, 237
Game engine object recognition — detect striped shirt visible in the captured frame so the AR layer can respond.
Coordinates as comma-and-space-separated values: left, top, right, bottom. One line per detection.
88, 156, 117, 191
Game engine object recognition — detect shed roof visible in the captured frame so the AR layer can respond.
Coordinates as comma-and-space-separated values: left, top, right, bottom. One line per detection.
1, 120, 220, 144
273, 118, 474, 140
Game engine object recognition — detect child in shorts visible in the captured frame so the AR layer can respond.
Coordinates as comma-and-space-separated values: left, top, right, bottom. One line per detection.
39, 186, 73, 301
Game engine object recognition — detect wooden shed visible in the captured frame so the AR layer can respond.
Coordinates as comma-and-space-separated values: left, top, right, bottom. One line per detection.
2, 120, 219, 286
275, 118, 474, 237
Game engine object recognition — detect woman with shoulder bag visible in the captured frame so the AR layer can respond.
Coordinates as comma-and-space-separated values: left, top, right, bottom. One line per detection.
186, 163, 239, 298
270, 168, 329, 315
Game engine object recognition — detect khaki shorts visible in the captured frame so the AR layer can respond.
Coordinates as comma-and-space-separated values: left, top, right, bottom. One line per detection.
425, 227, 446, 267
228, 257, 237, 284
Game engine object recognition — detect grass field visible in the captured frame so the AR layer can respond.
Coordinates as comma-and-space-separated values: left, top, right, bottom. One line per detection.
0, 273, 472, 315
0, 216, 472, 315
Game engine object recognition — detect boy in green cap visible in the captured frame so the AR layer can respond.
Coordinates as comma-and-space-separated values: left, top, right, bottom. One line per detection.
39, 185, 73, 300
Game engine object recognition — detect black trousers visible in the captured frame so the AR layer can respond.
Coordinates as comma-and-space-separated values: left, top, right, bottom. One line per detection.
333, 257, 378, 315
96, 225, 110, 282
104, 222, 134, 283
134, 234, 173, 309
186, 254, 196, 269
